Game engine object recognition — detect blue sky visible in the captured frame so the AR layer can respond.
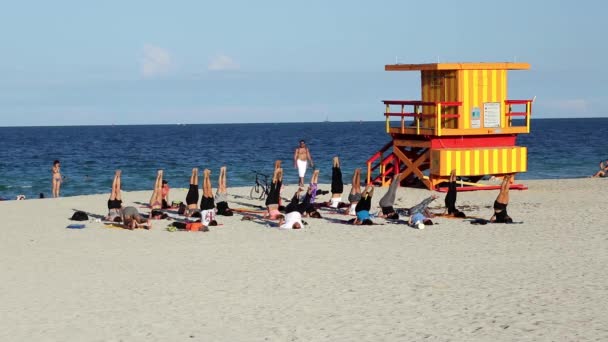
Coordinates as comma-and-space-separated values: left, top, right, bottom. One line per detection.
1, 0, 606, 126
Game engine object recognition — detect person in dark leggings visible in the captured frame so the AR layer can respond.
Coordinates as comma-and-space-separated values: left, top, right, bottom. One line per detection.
444, 169, 466, 218
490, 174, 513, 223
215, 166, 233, 216
285, 187, 322, 218
105, 170, 123, 222
353, 185, 374, 225
378, 173, 402, 220
330, 156, 344, 207
264, 167, 283, 220
185, 168, 200, 216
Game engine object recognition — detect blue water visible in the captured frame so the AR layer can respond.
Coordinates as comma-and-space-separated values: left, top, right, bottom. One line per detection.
1, 119, 607, 199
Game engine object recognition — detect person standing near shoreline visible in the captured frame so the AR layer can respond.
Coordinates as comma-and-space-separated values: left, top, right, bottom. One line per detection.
52, 160, 62, 198
293, 140, 314, 187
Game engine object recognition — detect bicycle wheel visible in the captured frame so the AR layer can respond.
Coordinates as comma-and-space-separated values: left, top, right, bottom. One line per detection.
258, 185, 267, 200
249, 185, 260, 200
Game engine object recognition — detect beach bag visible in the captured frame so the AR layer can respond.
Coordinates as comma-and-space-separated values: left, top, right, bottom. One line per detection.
70, 211, 88, 221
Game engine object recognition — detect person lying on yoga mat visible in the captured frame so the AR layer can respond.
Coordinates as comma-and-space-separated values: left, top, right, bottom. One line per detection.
200, 169, 218, 226
215, 166, 233, 216
407, 194, 438, 229
378, 173, 403, 220
353, 185, 374, 225
327, 156, 345, 208
444, 169, 466, 218
185, 168, 200, 217
105, 170, 123, 222
285, 186, 322, 219
346, 168, 362, 216
161, 180, 170, 209
308, 169, 320, 204
490, 174, 513, 223
149, 169, 164, 211
264, 167, 284, 220
279, 190, 305, 229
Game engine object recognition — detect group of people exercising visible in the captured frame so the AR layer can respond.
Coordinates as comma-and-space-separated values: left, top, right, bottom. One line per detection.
103, 142, 515, 230
260, 155, 514, 229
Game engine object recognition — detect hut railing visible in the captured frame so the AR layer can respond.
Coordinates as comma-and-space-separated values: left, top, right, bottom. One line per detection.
383, 100, 461, 136
505, 99, 533, 133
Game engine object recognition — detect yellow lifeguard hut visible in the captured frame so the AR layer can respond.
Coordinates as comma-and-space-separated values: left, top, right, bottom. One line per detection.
366, 62, 533, 190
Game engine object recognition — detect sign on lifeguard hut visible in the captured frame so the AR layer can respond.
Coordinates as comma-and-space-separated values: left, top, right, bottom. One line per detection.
366, 62, 533, 190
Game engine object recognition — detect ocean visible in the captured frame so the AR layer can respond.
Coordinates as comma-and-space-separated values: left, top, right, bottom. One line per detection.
1, 118, 607, 200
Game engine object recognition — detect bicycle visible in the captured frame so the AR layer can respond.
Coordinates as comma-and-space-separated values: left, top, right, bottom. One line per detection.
249, 170, 270, 200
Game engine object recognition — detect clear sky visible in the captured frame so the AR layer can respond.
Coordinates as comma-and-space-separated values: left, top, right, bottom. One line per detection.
1, 0, 606, 126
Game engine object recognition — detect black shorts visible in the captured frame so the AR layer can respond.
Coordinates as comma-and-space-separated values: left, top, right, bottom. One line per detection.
186, 184, 199, 205
200, 195, 215, 210
381, 206, 395, 215
107, 199, 122, 210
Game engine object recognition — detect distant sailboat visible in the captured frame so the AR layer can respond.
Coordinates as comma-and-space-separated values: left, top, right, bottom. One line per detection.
323, 114, 330, 123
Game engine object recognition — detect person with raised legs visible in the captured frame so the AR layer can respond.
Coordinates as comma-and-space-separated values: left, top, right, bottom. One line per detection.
444, 169, 466, 218
490, 174, 513, 223
185, 168, 200, 217
215, 166, 233, 216
105, 170, 123, 222
378, 173, 402, 220
200, 169, 218, 227
346, 168, 362, 215
264, 167, 284, 220
353, 185, 374, 225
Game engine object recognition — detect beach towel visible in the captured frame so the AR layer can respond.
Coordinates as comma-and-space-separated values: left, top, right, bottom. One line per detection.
66, 224, 86, 229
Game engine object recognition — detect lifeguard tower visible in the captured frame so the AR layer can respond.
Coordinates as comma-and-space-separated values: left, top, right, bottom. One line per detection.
366, 62, 533, 190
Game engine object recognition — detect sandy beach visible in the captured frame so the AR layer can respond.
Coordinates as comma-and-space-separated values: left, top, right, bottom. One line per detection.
1, 178, 607, 341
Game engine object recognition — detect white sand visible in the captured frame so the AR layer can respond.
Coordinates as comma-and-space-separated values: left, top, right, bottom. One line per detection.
1, 178, 607, 341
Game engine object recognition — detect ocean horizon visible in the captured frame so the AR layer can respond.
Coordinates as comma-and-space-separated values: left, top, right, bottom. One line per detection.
1, 118, 607, 199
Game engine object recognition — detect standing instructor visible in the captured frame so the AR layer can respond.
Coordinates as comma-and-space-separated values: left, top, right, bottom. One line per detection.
293, 140, 314, 187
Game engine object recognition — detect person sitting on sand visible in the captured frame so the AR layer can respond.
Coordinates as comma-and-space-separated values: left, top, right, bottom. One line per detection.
378, 173, 402, 220
591, 160, 608, 178
200, 169, 218, 227
161, 180, 170, 209
490, 174, 513, 223
346, 168, 362, 215
121, 206, 150, 230
444, 169, 466, 218
105, 170, 123, 222
264, 167, 284, 220
149, 170, 164, 210
328, 156, 344, 208
52, 159, 61, 198
215, 166, 233, 216
185, 168, 200, 216
352, 185, 374, 225
406, 194, 438, 229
